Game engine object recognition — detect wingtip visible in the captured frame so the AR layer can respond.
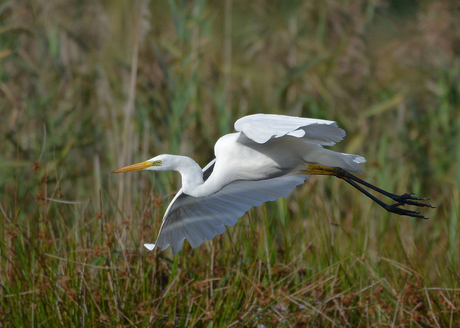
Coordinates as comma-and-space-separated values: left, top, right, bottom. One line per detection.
144, 243, 156, 251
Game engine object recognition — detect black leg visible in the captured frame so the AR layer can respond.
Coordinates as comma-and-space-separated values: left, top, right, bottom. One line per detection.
333, 168, 434, 219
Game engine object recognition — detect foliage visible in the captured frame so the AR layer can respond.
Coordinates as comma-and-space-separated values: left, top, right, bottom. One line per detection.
1, 0, 460, 326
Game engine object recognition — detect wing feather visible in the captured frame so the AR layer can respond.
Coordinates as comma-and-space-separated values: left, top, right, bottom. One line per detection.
234, 113, 345, 145
152, 174, 308, 254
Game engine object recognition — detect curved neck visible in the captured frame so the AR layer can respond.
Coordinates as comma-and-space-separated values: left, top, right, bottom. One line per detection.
173, 156, 204, 195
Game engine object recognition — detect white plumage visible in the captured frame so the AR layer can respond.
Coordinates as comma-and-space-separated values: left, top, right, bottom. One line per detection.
113, 114, 431, 255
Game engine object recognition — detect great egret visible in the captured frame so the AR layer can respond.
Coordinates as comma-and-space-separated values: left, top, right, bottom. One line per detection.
113, 114, 432, 255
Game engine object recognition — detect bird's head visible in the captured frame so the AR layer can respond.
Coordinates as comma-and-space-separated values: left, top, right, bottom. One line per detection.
112, 154, 175, 173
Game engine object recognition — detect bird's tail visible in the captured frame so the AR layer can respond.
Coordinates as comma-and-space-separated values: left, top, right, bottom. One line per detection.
301, 146, 366, 174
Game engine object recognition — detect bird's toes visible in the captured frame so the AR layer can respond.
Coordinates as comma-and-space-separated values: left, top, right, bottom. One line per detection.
386, 203, 428, 219
394, 193, 434, 208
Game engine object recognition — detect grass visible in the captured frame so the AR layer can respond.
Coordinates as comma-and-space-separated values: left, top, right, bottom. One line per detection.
1, 0, 460, 326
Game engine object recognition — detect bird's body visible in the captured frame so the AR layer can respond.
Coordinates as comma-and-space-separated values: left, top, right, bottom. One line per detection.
183, 131, 364, 197
113, 114, 432, 255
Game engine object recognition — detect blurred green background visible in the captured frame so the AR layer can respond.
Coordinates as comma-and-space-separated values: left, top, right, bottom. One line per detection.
1, 0, 460, 326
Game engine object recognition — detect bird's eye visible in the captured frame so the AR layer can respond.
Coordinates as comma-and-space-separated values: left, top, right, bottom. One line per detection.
155, 160, 162, 165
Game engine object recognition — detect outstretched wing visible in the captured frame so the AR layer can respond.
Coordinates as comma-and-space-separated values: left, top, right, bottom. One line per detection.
147, 171, 307, 255
234, 113, 346, 145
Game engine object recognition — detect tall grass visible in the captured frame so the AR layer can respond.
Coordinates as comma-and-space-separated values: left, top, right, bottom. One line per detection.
1, 0, 460, 326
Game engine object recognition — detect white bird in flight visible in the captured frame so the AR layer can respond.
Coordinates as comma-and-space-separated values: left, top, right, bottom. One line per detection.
113, 114, 432, 255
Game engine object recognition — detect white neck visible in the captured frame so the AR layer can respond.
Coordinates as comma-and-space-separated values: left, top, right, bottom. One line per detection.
156, 155, 223, 197
171, 156, 204, 195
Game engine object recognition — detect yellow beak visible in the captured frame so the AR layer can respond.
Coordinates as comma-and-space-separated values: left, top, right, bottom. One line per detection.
112, 161, 153, 173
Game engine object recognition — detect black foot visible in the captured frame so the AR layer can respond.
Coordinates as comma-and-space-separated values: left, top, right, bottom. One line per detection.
390, 193, 435, 209
384, 202, 428, 219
